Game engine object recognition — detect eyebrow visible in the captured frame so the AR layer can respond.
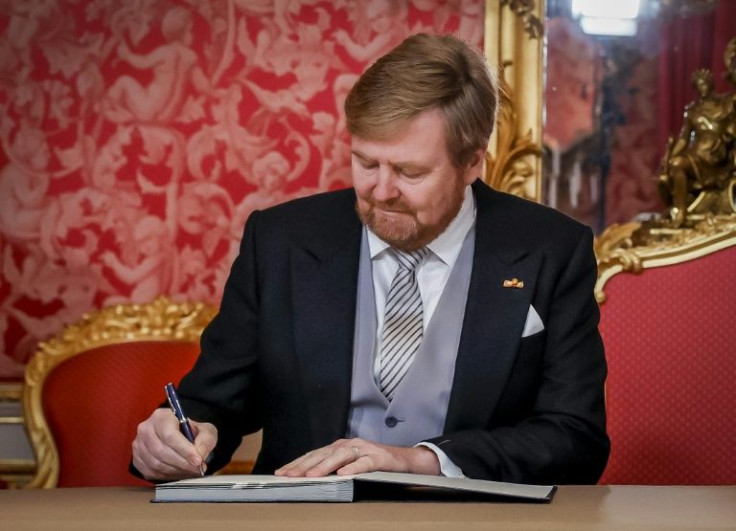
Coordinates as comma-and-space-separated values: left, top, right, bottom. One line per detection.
351, 150, 432, 174
351, 150, 374, 164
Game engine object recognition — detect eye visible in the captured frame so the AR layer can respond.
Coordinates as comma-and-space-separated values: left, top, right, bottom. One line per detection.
354, 156, 377, 170
399, 169, 423, 179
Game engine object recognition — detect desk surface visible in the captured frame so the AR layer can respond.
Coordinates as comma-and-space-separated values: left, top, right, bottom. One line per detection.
2, 485, 735, 530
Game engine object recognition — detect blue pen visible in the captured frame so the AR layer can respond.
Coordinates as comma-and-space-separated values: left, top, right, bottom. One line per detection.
165, 382, 205, 476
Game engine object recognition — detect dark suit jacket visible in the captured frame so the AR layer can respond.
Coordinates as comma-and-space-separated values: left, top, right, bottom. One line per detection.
176, 179, 609, 484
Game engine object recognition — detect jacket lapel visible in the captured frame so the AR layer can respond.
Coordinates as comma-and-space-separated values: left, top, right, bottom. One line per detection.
290, 197, 363, 448
444, 182, 540, 432
287, 184, 541, 442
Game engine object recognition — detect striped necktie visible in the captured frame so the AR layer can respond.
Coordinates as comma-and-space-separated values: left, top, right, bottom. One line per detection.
379, 247, 430, 401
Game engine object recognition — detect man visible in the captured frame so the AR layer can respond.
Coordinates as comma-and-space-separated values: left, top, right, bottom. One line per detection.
132, 33, 609, 485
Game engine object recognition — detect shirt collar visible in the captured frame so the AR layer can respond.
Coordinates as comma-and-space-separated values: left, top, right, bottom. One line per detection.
366, 185, 476, 267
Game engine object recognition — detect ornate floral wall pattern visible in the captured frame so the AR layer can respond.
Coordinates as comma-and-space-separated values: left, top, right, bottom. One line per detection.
0, 0, 484, 379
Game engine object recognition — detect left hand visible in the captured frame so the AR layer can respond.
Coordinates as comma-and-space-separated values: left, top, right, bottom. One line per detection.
274, 438, 441, 477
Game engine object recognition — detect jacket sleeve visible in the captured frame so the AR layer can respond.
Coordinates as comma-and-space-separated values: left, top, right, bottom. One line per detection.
172, 210, 266, 474
427, 228, 609, 485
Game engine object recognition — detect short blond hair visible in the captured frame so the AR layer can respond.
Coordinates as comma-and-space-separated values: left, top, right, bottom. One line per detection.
345, 33, 498, 169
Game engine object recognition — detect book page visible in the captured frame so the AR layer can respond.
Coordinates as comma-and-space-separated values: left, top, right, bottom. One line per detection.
356, 471, 556, 501
158, 474, 356, 489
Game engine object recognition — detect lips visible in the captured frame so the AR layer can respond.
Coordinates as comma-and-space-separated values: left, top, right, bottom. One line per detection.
370, 202, 412, 216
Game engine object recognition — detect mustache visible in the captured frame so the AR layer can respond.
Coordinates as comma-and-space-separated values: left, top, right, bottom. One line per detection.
364, 198, 415, 214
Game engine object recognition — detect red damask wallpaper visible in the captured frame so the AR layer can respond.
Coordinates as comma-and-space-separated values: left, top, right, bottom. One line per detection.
0, 0, 485, 379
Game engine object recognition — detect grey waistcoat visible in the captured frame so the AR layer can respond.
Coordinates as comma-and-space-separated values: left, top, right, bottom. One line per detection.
346, 227, 475, 445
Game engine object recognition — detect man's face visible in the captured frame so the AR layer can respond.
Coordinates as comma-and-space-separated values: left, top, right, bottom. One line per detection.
352, 108, 481, 251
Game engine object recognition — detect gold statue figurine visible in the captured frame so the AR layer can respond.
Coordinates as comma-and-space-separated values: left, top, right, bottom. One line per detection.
659, 41, 736, 227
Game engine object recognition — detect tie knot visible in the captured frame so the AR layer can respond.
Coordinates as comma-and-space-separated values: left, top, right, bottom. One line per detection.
393, 247, 429, 271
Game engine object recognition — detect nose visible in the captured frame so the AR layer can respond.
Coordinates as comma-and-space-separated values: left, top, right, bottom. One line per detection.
372, 167, 400, 202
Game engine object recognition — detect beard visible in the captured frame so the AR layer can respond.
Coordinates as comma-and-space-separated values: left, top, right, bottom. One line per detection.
356, 200, 421, 250
355, 183, 466, 251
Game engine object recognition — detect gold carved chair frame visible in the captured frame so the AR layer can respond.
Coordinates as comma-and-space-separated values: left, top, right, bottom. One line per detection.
595, 216, 736, 302
22, 297, 216, 489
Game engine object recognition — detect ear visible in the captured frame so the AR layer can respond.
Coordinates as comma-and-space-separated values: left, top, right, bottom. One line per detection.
461, 149, 485, 185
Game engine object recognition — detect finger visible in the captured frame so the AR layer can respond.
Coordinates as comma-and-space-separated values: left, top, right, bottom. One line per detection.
132, 445, 194, 480
150, 429, 200, 470
136, 454, 201, 480
302, 445, 360, 478
275, 448, 330, 476
276, 439, 367, 477
190, 420, 217, 464
334, 444, 383, 476
136, 409, 201, 472
135, 423, 198, 476
337, 445, 434, 476
132, 428, 198, 480
336, 456, 374, 476
276, 441, 352, 477
153, 412, 205, 468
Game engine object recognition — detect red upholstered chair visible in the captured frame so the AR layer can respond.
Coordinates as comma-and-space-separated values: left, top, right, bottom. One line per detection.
22, 297, 216, 488
595, 220, 736, 485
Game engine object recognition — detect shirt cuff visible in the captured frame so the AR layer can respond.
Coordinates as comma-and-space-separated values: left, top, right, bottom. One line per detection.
415, 442, 465, 478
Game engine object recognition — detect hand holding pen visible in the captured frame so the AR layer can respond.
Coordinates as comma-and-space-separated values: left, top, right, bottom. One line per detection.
165, 382, 205, 476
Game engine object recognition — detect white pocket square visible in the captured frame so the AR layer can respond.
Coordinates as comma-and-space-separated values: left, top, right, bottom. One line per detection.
522, 305, 545, 337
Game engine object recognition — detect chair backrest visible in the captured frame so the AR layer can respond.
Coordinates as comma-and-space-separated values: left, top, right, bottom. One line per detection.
22, 297, 217, 488
595, 219, 736, 485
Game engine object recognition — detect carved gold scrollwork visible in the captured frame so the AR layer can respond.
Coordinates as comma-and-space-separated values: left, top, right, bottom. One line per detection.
500, 0, 544, 39
595, 216, 736, 303
484, 74, 543, 199
594, 222, 644, 303
484, 0, 544, 201
22, 297, 216, 489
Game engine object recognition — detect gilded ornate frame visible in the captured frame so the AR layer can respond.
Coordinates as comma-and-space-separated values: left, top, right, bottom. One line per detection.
484, 0, 545, 201
483, 2, 736, 304
594, 216, 736, 303
22, 297, 217, 489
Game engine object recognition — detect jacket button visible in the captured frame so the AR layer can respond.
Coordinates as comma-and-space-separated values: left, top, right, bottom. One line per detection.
385, 416, 398, 428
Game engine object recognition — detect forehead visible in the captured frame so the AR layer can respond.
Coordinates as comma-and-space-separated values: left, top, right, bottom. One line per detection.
351, 109, 450, 162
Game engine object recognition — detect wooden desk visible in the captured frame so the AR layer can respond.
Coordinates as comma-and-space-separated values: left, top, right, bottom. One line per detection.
2, 485, 735, 530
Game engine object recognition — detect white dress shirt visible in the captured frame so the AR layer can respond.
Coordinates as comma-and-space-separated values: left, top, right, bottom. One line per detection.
365, 185, 476, 477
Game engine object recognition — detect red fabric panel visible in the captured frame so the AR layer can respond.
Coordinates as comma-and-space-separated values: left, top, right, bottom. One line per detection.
42, 342, 199, 487
598, 246, 736, 485
0, 1, 486, 382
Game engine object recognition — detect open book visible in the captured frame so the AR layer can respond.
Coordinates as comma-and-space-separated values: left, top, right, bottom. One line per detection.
153, 471, 556, 503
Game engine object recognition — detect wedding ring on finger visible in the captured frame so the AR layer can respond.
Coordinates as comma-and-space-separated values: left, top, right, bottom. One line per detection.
351, 446, 360, 462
